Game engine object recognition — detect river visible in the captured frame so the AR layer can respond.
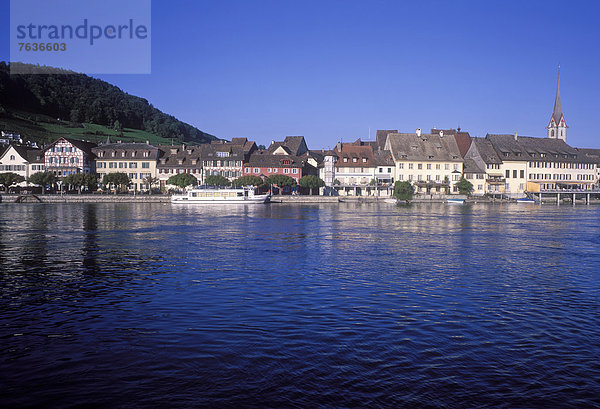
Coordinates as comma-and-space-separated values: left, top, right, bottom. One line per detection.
1, 202, 599, 408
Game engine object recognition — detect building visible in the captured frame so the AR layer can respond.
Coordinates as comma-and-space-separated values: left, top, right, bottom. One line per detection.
0, 144, 45, 179
467, 134, 597, 197
384, 130, 464, 194
465, 137, 505, 196
0, 131, 22, 145
547, 66, 567, 142
156, 144, 203, 187
202, 138, 255, 182
44, 137, 97, 177
333, 139, 378, 196
92, 141, 160, 190
244, 150, 305, 182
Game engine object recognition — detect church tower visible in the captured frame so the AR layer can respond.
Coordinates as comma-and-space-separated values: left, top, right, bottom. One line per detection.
546, 65, 567, 141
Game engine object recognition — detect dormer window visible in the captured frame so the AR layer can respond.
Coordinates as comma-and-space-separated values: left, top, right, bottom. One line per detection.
428, 155, 434, 159
362, 158, 367, 163
343, 157, 348, 162
216, 151, 230, 158
111, 152, 116, 157
352, 158, 358, 163
121, 152, 126, 157
143, 152, 149, 158
170, 148, 178, 155
503, 152, 509, 157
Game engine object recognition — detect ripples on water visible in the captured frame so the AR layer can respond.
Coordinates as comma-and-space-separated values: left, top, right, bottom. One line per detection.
1, 202, 599, 408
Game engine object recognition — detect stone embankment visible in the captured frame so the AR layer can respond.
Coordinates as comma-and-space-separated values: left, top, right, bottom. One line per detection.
0, 194, 170, 203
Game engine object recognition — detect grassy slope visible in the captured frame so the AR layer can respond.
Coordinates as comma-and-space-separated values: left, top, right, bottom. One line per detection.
0, 109, 178, 146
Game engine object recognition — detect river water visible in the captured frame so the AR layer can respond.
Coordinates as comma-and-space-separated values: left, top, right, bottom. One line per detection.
1, 202, 599, 408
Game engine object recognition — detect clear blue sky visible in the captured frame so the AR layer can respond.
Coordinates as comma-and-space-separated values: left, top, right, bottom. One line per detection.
2, 0, 600, 149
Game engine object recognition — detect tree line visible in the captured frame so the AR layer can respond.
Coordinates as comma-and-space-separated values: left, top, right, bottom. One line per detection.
0, 62, 215, 144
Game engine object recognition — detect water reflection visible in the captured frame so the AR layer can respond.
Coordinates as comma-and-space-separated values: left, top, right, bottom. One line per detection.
0, 202, 599, 408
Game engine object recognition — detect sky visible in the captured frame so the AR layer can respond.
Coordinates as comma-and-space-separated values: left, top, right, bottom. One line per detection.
1, 0, 600, 149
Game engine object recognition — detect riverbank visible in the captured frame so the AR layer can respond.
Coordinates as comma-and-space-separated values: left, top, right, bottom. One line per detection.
2, 193, 599, 204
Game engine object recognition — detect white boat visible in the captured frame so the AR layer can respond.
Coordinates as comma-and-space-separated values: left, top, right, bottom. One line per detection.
383, 198, 398, 204
446, 198, 465, 205
516, 197, 536, 204
171, 186, 271, 204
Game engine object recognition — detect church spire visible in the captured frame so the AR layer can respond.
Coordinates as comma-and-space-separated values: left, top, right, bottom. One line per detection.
547, 65, 567, 142
552, 64, 563, 125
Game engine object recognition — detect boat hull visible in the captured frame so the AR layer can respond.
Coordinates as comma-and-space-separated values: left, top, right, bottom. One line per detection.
171, 194, 270, 204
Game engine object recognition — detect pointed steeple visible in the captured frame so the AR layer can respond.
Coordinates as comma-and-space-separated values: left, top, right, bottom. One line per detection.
547, 65, 567, 141
552, 64, 564, 125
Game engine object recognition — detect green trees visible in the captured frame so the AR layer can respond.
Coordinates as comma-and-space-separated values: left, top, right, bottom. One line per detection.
232, 175, 264, 187
266, 174, 297, 194
456, 177, 474, 195
63, 173, 99, 193
298, 175, 324, 195
0, 63, 215, 144
102, 172, 130, 192
28, 172, 56, 190
142, 176, 160, 193
167, 173, 199, 188
393, 181, 414, 201
204, 175, 230, 186
0, 172, 25, 188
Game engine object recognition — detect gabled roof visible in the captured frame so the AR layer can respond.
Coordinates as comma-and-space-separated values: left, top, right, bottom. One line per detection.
463, 158, 486, 174
470, 137, 502, 164
486, 134, 590, 163
2, 144, 48, 163
92, 142, 160, 160
156, 144, 203, 168
373, 150, 394, 166
385, 132, 463, 162
375, 130, 397, 151
334, 140, 375, 167
46, 137, 97, 155
246, 150, 304, 168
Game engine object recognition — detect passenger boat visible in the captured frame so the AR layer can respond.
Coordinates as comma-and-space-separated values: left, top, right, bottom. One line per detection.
171, 186, 271, 204
446, 198, 465, 205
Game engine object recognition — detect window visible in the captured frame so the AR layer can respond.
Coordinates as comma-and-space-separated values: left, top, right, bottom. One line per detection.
513, 170, 517, 178
129, 162, 137, 169
445, 164, 450, 170
292, 168, 298, 174
267, 168, 272, 173
142, 162, 150, 169
408, 163, 413, 170
284, 168, 290, 174
417, 164, 422, 170
353, 158, 358, 163
343, 158, 348, 162
388, 168, 391, 173
453, 164, 458, 170
119, 162, 124, 168
506, 170, 510, 178
520, 170, 524, 178
254, 168, 259, 173
216, 151, 230, 158
398, 163, 404, 169
10, 155, 15, 160
426, 164, 431, 170
362, 158, 367, 163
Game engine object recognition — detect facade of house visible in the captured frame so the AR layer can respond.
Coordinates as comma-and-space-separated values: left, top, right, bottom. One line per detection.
0, 144, 45, 179
92, 142, 160, 190
156, 144, 203, 187
202, 139, 255, 182
465, 137, 505, 196
333, 140, 378, 196
244, 150, 305, 181
385, 130, 464, 194
44, 137, 97, 177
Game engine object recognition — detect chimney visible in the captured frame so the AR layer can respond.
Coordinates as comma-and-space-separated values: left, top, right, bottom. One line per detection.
439, 131, 444, 137
336, 142, 342, 151
416, 128, 422, 137
514, 132, 518, 141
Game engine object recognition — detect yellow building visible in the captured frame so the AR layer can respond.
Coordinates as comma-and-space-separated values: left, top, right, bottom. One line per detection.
92, 142, 159, 191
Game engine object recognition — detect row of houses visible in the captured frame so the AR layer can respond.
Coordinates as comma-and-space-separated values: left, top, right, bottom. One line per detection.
2, 128, 598, 197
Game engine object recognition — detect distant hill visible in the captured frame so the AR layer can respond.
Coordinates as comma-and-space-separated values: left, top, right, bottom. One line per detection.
0, 62, 217, 145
